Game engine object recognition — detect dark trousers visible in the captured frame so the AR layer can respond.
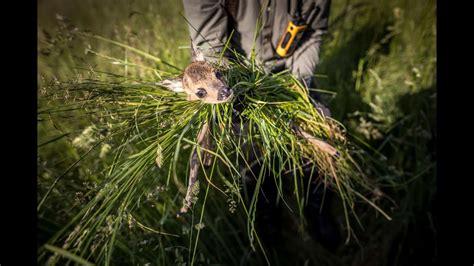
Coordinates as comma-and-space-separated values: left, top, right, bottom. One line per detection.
242, 159, 340, 252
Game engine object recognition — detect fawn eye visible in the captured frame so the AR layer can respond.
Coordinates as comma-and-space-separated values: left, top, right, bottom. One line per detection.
195, 88, 207, 98
215, 71, 223, 79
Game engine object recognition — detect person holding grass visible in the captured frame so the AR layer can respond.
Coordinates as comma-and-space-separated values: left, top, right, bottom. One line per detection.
182, 0, 339, 252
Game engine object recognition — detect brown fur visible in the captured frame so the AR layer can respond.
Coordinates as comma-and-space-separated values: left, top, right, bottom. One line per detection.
182, 61, 232, 103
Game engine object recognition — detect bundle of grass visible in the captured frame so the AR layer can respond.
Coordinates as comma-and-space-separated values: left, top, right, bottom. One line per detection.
38, 33, 392, 265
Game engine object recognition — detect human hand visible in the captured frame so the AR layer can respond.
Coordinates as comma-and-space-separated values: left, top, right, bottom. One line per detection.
299, 76, 332, 117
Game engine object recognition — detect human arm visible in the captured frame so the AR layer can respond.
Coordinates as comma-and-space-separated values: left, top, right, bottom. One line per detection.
286, 0, 331, 87
182, 0, 229, 61
286, 0, 331, 116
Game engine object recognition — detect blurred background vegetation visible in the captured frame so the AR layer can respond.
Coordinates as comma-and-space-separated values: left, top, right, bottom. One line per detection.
38, 0, 436, 265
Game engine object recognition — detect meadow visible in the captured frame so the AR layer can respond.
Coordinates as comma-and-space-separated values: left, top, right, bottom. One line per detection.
38, 0, 436, 265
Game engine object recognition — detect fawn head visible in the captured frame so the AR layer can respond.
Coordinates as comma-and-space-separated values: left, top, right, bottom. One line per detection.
160, 41, 233, 104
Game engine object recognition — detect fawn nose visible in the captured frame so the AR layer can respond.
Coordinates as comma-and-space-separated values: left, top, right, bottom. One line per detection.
218, 86, 233, 101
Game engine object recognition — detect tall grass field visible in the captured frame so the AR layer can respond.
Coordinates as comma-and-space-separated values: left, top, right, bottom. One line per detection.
38, 0, 436, 265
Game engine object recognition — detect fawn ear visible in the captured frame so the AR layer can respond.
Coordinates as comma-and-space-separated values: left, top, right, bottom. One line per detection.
157, 78, 183, 93
190, 39, 205, 62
